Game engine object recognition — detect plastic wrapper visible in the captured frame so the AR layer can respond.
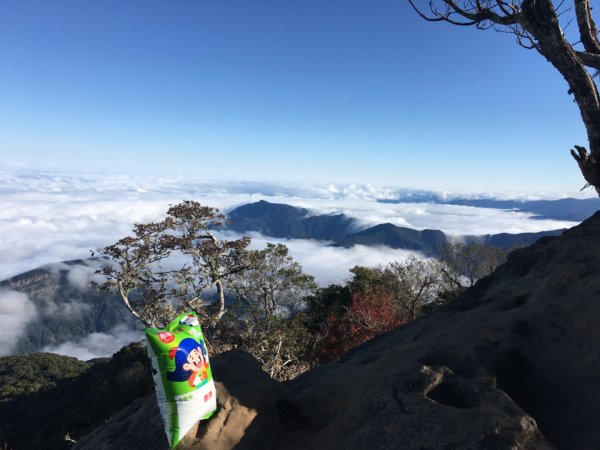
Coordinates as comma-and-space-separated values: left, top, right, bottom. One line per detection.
145, 312, 217, 448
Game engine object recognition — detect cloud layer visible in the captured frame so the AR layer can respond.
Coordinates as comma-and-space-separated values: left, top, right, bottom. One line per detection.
42, 324, 143, 361
0, 289, 38, 356
220, 231, 420, 286
0, 168, 582, 283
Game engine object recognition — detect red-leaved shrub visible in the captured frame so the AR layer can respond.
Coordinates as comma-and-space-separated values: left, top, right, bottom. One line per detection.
314, 288, 404, 362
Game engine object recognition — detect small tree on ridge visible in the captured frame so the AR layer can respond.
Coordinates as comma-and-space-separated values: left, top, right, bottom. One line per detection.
93, 201, 250, 328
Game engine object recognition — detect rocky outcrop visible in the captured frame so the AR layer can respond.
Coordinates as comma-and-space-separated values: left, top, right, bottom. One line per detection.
77, 212, 600, 449
75, 351, 551, 450
75, 350, 299, 450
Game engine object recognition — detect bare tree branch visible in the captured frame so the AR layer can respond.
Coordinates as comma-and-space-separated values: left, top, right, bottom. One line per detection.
575, 0, 600, 54
575, 50, 600, 69
407, 0, 479, 25
408, 0, 521, 26
117, 281, 151, 328
571, 145, 600, 195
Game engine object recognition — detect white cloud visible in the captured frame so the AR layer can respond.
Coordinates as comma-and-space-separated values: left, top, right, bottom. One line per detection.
0, 290, 38, 355
219, 230, 426, 286
288, 243, 420, 286
41, 300, 91, 318
63, 260, 108, 290
42, 324, 143, 361
0, 168, 583, 282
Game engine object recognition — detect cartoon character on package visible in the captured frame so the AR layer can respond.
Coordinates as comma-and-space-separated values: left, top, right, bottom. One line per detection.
145, 312, 217, 449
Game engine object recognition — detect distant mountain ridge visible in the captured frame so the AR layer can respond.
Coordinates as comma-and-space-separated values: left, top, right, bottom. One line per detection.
226, 201, 566, 255
0, 259, 135, 354
227, 200, 357, 241
333, 223, 448, 254
378, 196, 600, 221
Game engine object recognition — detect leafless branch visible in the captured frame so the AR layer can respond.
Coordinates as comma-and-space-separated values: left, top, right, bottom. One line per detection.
575, 0, 600, 54
575, 50, 600, 69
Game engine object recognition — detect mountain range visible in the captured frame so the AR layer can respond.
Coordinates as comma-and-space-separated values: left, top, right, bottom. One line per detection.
378, 195, 600, 221
226, 200, 566, 255
227, 200, 357, 242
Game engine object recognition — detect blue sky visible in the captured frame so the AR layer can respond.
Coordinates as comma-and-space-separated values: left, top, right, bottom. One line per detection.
0, 0, 589, 193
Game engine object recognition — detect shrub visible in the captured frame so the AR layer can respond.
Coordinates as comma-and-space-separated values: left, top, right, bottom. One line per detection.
314, 289, 404, 362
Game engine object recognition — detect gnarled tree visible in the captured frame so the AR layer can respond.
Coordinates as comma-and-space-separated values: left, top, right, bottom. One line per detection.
439, 242, 508, 294
93, 201, 250, 328
409, 0, 600, 194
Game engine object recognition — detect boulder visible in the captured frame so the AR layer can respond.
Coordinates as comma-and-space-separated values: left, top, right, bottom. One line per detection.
75, 350, 299, 450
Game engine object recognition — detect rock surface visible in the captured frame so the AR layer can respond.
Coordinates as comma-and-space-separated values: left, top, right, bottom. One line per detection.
75, 350, 298, 450
77, 212, 600, 449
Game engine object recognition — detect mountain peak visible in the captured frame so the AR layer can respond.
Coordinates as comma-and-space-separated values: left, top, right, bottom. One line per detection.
227, 201, 356, 241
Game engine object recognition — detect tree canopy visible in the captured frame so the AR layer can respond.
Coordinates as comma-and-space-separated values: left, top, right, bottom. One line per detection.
94, 201, 319, 379
94, 201, 250, 328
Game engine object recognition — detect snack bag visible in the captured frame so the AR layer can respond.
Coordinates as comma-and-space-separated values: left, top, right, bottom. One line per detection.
145, 312, 217, 448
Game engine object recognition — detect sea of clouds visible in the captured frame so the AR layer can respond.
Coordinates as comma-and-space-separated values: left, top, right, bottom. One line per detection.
0, 168, 583, 283
0, 167, 586, 359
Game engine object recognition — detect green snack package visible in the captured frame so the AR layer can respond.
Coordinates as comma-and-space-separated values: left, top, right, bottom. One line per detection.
145, 312, 217, 449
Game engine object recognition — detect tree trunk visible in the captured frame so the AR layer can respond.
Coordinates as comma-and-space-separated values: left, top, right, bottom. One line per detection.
522, 0, 600, 194
211, 278, 226, 326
